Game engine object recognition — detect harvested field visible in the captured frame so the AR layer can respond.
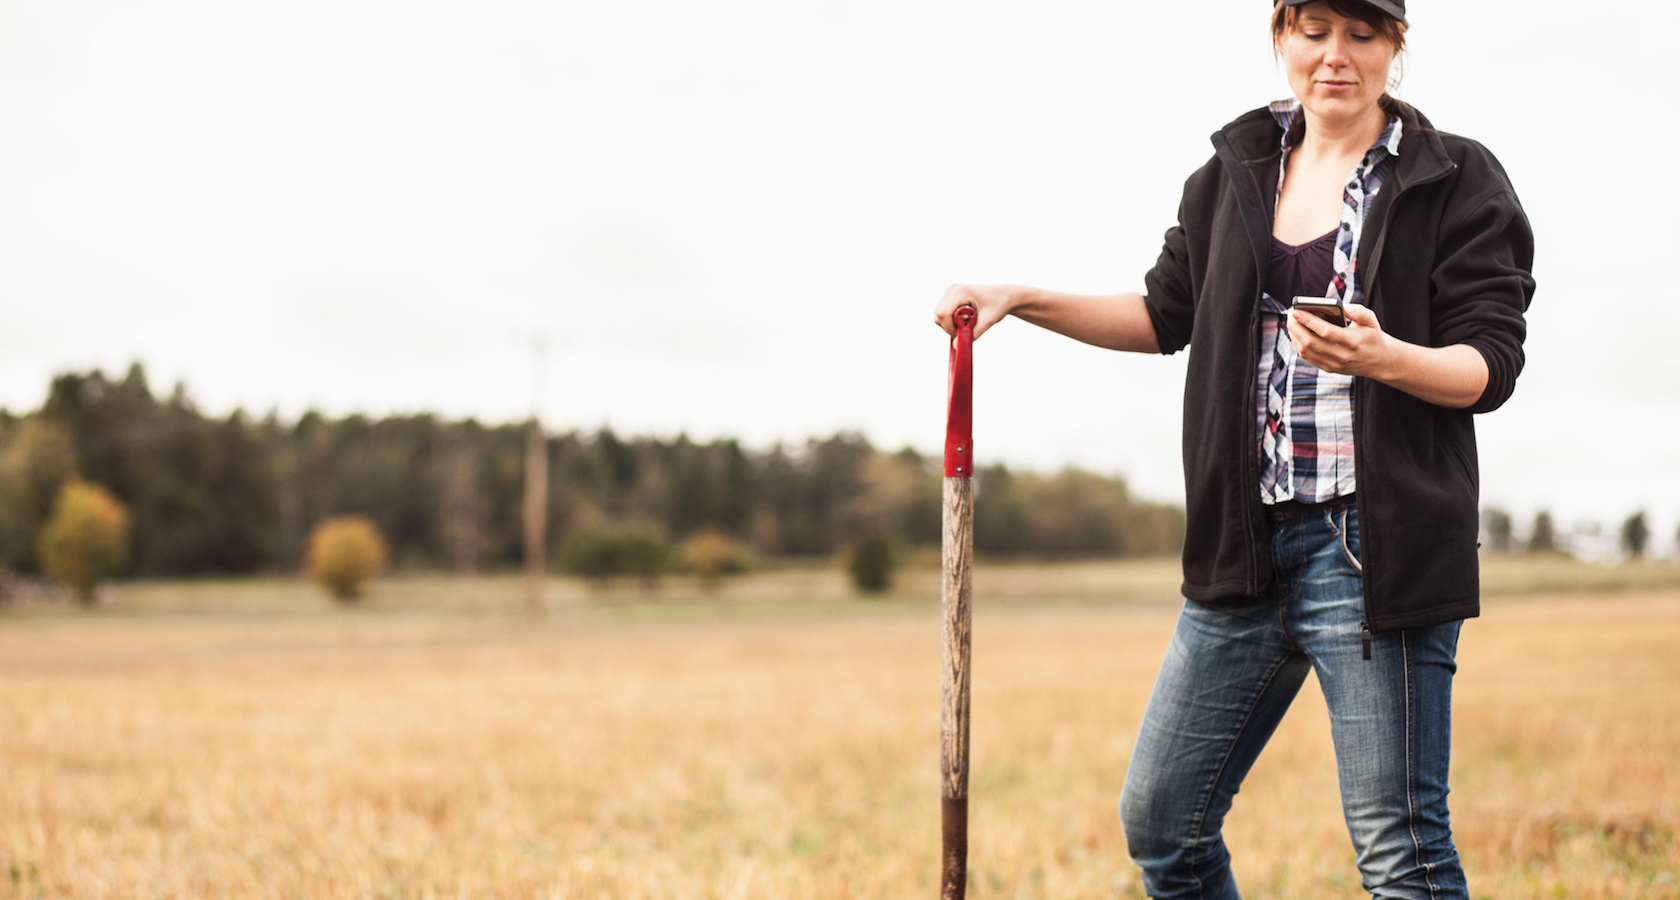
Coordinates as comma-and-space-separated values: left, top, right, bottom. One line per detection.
1, 565, 1677, 899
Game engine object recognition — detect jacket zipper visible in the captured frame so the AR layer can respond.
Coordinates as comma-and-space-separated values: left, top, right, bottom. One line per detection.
1244, 290, 1266, 589
1348, 159, 1457, 647
1213, 134, 1276, 597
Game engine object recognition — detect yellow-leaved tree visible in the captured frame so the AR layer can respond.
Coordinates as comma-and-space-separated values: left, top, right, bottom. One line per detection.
38, 480, 131, 606
306, 516, 389, 602
679, 528, 754, 592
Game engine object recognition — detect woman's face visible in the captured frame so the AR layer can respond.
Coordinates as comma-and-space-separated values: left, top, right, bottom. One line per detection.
1277, 2, 1397, 126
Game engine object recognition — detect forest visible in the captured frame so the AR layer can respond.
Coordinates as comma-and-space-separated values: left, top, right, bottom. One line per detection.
0, 364, 1187, 579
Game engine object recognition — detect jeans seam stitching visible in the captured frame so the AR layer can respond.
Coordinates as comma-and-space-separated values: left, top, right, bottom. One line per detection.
1185, 651, 1297, 899
1276, 598, 1300, 653
1402, 630, 1444, 899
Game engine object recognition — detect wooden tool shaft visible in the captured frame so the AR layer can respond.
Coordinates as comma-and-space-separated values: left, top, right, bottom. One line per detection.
940, 474, 973, 900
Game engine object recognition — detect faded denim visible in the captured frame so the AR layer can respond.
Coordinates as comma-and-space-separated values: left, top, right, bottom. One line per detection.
1119, 505, 1466, 899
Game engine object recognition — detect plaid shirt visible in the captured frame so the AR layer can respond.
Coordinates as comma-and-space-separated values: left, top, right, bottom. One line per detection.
1256, 99, 1402, 505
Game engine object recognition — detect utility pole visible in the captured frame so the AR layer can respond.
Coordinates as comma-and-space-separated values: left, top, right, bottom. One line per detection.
447, 447, 480, 577
523, 337, 550, 616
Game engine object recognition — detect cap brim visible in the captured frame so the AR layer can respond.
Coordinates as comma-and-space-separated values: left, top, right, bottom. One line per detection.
1280, 0, 1406, 25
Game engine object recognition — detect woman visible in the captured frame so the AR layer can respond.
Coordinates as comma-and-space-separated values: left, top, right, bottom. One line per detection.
932, 1, 1534, 897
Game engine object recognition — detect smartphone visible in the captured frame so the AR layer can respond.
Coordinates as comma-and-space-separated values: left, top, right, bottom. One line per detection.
1291, 295, 1346, 327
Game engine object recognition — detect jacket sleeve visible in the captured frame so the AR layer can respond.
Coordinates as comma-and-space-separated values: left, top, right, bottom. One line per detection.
1429, 181, 1536, 414
1143, 201, 1196, 355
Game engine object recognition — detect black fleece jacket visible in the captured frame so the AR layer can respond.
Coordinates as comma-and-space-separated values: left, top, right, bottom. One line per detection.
1142, 102, 1536, 632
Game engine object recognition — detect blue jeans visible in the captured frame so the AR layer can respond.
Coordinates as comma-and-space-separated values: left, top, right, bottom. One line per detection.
1119, 505, 1466, 899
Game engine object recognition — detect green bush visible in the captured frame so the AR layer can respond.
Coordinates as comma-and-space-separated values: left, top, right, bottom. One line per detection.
620, 534, 669, 586
306, 516, 389, 602
561, 528, 670, 588
38, 480, 131, 606
849, 532, 896, 595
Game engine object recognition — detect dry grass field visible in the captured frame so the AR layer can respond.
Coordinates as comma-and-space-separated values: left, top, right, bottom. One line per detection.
1, 562, 1677, 899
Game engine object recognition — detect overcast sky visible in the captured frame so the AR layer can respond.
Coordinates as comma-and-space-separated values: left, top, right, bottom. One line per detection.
1, 0, 1675, 545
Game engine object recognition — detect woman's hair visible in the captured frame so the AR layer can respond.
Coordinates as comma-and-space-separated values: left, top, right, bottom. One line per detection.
1271, 0, 1408, 100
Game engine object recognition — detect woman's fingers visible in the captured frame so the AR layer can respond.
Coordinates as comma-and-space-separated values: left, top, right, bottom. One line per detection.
968, 298, 1007, 340
1344, 303, 1379, 328
933, 284, 974, 337
1288, 306, 1386, 375
934, 285, 1011, 340
1286, 311, 1329, 356
1288, 311, 1342, 371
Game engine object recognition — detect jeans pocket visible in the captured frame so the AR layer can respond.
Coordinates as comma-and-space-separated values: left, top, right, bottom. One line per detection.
1327, 507, 1363, 575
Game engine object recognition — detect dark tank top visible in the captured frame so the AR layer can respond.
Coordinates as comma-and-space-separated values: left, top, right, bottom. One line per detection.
1268, 228, 1337, 302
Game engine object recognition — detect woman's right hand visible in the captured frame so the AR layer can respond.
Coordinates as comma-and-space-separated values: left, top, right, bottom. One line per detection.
934, 284, 1019, 340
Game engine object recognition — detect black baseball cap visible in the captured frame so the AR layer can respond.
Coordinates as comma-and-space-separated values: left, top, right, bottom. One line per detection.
1280, 0, 1406, 25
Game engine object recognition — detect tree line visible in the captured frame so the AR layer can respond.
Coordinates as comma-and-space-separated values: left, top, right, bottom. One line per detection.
0, 364, 1187, 580
1481, 507, 1662, 560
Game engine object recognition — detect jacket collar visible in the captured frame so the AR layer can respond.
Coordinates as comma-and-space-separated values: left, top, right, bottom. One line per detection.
1212, 100, 1452, 188
1268, 98, 1403, 160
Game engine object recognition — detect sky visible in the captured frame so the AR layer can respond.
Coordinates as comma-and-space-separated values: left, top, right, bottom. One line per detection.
1, 0, 1676, 549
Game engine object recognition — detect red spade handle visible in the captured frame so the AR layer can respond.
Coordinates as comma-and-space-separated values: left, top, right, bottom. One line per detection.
944, 306, 975, 478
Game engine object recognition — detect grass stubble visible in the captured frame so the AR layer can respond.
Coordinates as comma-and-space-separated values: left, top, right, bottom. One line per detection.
0, 564, 1676, 899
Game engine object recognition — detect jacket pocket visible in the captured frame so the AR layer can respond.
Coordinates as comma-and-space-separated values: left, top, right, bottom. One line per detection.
1443, 440, 1478, 498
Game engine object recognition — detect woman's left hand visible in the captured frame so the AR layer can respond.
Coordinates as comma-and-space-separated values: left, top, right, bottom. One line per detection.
1287, 303, 1393, 379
